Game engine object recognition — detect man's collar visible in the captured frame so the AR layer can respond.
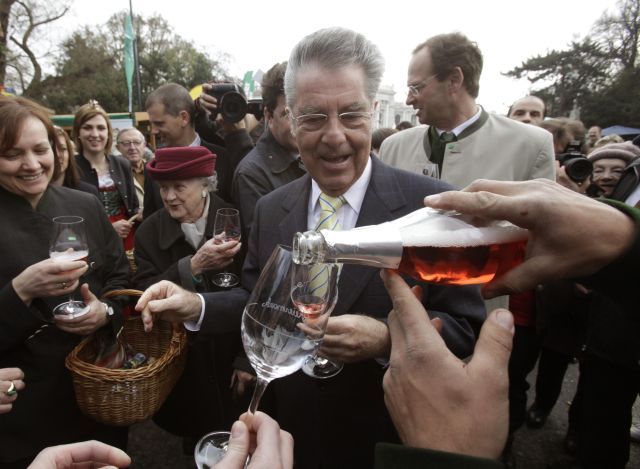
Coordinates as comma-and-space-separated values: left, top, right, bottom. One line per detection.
310, 155, 372, 216
190, 133, 202, 147
435, 106, 482, 137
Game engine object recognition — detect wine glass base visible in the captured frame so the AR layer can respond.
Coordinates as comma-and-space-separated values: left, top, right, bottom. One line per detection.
212, 273, 239, 288
53, 301, 89, 319
301, 355, 343, 379
194, 431, 231, 468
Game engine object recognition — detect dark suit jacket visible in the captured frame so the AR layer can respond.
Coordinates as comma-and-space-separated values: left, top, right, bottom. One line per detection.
205, 156, 485, 469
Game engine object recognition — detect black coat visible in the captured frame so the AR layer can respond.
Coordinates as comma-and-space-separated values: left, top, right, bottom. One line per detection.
133, 193, 244, 437
0, 185, 129, 464
75, 153, 139, 218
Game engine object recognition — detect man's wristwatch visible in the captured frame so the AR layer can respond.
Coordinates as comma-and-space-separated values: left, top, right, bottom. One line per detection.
101, 301, 114, 321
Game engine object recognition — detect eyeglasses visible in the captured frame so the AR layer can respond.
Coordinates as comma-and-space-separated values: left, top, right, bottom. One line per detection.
118, 139, 143, 147
293, 111, 373, 132
407, 74, 438, 97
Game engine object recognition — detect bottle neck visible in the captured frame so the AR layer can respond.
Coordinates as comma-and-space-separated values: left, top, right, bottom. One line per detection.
293, 225, 403, 268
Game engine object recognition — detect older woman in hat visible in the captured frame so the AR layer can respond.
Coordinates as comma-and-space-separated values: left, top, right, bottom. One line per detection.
132, 145, 243, 444
588, 141, 640, 197
0, 96, 130, 468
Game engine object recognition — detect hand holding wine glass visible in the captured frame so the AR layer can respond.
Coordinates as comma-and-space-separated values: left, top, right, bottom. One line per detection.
49, 216, 90, 318
211, 208, 241, 288
195, 246, 323, 468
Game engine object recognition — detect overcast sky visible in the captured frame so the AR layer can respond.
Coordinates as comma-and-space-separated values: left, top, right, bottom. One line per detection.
53, 0, 618, 114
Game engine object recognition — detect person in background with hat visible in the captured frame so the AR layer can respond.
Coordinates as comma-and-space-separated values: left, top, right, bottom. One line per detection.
133, 145, 243, 452
588, 141, 640, 197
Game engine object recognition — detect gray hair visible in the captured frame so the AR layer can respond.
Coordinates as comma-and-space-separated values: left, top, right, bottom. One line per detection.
284, 27, 385, 110
116, 127, 145, 144
202, 175, 217, 193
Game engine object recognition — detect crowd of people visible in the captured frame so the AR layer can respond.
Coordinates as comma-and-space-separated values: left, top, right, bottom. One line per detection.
0, 25, 639, 469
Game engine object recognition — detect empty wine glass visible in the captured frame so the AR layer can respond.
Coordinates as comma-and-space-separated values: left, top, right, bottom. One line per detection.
49, 216, 89, 318
290, 261, 341, 378
195, 245, 325, 468
211, 208, 241, 288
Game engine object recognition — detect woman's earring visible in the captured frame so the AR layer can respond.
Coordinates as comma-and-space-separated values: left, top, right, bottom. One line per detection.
202, 189, 207, 198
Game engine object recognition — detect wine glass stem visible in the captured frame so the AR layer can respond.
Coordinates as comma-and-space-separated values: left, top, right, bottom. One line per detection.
248, 377, 269, 415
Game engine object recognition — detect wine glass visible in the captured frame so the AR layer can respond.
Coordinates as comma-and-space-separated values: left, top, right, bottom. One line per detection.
195, 245, 326, 467
49, 216, 90, 318
211, 208, 241, 288
290, 261, 341, 378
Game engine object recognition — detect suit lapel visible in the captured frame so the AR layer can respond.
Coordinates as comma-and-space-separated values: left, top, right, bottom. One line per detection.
335, 157, 408, 314
277, 174, 311, 248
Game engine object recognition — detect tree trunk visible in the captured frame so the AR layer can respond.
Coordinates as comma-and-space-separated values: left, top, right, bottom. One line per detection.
0, 0, 16, 86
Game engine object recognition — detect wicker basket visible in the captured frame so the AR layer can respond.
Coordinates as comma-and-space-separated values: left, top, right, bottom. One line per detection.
65, 289, 187, 426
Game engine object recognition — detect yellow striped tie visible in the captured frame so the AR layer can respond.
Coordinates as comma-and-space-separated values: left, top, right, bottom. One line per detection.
310, 193, 346, 295
315, 193, 346, 231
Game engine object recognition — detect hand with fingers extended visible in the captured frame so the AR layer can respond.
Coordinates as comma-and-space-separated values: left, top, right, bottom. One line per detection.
423, 178, 636, 298
214, 412, 293, 469
381, 269, 513, 459
54, 284, 110, 336
0, 367, 25, 414
191, 238, 241, 277
135, 280, 202, 332
11, 258, 88, 305
27, 440, 131, 469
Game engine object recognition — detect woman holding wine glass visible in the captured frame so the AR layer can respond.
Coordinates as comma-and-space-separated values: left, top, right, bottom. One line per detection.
133, 145, 243, 445
0, 96, 130, 468
73, 100, 139, 251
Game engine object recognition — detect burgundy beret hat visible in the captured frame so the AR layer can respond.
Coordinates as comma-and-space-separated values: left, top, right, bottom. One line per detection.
588, 141, 640, 165
146, 146, 217, 181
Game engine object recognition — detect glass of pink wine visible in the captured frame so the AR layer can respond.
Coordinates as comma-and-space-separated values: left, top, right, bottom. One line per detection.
49, 216, 90, 318
211, 208, 241, 288
290, 261, 340, 378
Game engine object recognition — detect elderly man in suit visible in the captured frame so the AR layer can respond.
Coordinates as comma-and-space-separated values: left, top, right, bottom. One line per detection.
137, 27, 485, 469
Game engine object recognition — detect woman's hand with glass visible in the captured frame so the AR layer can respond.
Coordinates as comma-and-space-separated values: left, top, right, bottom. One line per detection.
191, 238, 242, 277
53, 283, 111, 336
11, 259, 87, 305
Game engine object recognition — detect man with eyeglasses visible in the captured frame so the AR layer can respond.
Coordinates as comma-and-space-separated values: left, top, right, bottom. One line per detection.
235, 27, 484, 469
378, 32, 554, 187
116, 127, 148, 214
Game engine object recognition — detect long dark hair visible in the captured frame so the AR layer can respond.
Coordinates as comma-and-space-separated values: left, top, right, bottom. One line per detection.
54, 126, 81, 188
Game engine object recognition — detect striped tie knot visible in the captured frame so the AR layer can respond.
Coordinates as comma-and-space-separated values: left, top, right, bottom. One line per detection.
316, 193, 346, 231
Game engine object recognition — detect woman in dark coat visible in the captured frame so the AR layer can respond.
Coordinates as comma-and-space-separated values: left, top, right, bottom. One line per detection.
0, 96, 130, 468
73, 101, 139, 250
133, 146, 243, 447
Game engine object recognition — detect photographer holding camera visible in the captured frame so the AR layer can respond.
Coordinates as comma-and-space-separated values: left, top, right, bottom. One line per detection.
230, 62, 305, 236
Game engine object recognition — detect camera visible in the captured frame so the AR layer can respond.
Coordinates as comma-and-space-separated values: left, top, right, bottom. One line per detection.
556, 141, 593, 183
206, 84, 263, 123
